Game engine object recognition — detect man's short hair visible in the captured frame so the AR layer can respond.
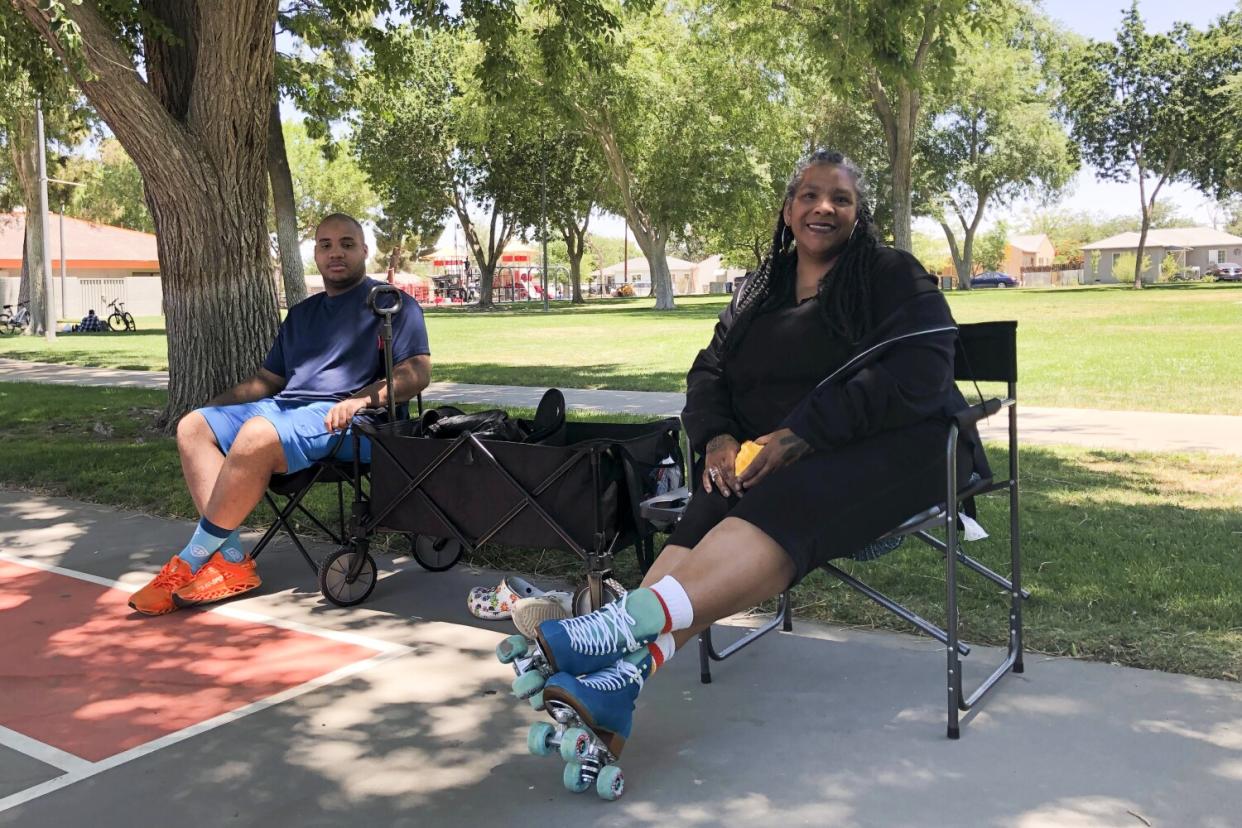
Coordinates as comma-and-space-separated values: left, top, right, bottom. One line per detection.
316, 212, 365, 239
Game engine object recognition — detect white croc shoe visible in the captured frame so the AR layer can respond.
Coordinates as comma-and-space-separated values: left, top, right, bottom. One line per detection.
511, 592, 574, 639
468, 576, 550, 620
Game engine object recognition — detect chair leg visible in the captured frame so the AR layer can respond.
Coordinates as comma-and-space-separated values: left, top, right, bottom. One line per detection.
946, 433, 962, 740
781, 589, 793, 632
699, 630, 713, 684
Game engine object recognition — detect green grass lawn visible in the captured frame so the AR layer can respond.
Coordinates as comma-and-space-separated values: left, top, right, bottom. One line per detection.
2, 283, 1239, 413
2, 382, 1238, 681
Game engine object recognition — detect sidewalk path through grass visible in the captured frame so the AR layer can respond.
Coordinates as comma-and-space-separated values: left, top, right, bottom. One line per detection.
3, 357, 1240, 456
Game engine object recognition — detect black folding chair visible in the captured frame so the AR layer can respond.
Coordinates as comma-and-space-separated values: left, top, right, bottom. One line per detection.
250, 284, 423, 577
660, 321, 1027, 739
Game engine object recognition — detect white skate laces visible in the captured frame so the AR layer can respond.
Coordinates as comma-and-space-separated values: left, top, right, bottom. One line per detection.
561, 595, 641, 656
580, 658, 644, 693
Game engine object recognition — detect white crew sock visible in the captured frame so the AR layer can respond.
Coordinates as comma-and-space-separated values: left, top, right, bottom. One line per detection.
648, 575, 694, 632
649, 632, 676, 668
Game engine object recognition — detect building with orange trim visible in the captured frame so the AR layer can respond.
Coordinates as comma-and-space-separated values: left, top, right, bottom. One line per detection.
0, 211, 162, 317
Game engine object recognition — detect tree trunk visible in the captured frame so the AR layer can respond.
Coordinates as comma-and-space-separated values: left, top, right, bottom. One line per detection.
562, 221, 588, 304
8, 109, 47, 334
15, 0, 282, 426
268, 99, 306, 308
630, 226, 674, 309
1134, 218, 1150, 290
453, 199, 512, 309
869, 75, 918, 252
939, 219, 969, 291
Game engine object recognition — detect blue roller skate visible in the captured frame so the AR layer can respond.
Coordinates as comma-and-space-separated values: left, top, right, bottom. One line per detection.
496, 588, 665, 707
525, 649, 653, 801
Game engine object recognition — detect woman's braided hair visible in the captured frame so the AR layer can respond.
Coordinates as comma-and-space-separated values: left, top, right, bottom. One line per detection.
724, 149, 880, 354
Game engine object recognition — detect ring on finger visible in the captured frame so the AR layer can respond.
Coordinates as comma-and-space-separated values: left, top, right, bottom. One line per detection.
708, 468, 719, 480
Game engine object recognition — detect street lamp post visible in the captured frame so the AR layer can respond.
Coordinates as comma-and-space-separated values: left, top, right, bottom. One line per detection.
540, 134, 549, 313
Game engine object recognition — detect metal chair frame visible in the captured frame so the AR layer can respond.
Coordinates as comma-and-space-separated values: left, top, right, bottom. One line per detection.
695, 321, 1027, 738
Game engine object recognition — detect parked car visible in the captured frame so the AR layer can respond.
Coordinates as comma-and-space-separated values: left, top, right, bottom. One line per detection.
1209, 262, 1242, 282
970, 271, 1018, 288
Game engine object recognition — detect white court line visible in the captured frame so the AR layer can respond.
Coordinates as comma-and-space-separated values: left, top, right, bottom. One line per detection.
0, 551, 414, 814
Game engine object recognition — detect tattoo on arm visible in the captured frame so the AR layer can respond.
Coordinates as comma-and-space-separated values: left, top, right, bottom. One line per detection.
777, 433, 810, 462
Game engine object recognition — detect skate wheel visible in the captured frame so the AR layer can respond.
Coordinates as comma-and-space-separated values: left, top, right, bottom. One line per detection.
527, 722, 556, 757
595, 764, 624, 801
559, 726, 591, 762
562, 761, 591, 793
318, 547, 377, 607
496, 634, 528, 664
528, 690, 545, 711
512, 669, 546, 700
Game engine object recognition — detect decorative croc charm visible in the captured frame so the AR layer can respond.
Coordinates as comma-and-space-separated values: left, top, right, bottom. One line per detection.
468, 576, 549, 620
734, 440, 763, 476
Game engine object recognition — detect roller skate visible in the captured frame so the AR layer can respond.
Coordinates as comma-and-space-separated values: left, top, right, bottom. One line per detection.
495, 587, 664, 706
525, 648, 653, 801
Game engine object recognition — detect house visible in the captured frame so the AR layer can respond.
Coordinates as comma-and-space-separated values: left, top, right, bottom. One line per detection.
0, 210, 162, 316
1004, 234, 1055, 278
1080, 226, 1242, 284
598, 256, 697, 295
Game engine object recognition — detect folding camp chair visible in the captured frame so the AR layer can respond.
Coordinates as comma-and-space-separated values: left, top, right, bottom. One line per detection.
249, 284, 439, 577
652, 321, 1027, 739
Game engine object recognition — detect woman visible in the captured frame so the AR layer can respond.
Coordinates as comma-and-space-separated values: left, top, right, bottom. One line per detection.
502, 149, 989, 778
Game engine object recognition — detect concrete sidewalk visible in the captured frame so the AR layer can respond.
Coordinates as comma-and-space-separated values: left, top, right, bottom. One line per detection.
3, 357, 1241, 455
1, 489, 1240, 826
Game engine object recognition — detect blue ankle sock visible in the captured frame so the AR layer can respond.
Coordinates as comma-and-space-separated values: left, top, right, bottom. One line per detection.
177, 517, 234, 573
218, 529, 245, 563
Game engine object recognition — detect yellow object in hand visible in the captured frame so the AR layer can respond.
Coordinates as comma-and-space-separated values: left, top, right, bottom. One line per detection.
734, 440, 763, 476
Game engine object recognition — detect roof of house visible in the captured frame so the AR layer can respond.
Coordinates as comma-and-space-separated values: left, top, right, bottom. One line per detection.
599, 256, 697, 277
0, 211, 159, 270
1080, 226, 1242, 251
1008, 233, 1051, 253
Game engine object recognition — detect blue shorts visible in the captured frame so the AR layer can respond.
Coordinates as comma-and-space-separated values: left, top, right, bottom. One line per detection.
196, 399, 371, 474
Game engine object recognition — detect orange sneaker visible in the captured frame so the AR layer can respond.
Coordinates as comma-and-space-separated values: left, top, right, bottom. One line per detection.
172, 552, 262, 608
129, 555, 195, 616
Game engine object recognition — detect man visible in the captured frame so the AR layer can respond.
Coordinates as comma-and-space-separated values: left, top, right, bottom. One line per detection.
130, 213, 431, 615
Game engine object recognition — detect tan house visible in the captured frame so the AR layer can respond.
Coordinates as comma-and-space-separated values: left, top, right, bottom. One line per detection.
1080, 226, 1242, 284
1004, 234, 1055, 278
598, 256, 697, 295
0, 211, 162, 316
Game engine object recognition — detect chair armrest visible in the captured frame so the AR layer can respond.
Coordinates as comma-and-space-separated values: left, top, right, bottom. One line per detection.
953, 397, 1013, 429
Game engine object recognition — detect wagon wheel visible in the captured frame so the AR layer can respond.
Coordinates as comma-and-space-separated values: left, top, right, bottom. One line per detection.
409, 534, 464, 572
318, 547, 378, 607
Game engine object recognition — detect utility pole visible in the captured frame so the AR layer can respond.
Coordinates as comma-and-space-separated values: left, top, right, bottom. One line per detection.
35, 100, 55, 341
540, 133, 549, 313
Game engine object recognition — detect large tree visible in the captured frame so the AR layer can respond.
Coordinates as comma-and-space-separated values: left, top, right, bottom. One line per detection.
8, 1, 282, 423
1060, 4, 1238, 288
0, 10, 90, 335
922, 15, 1077, 288
354, 27, 545, 308
770, 0, 1000, 252
534, 4, 794, 308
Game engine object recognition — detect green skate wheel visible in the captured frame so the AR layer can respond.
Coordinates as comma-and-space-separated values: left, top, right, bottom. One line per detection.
562, 761, 591, 794
559, 727, 591, 762
527, 722, 556, 757
595, 764, 625, 801
528, 690, 545, 711
512, 669, 546, 700
496, 634, 528, 664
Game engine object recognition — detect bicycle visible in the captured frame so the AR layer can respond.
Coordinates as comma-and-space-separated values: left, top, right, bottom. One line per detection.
0, 300, 30, 336
105, 297, 136, 332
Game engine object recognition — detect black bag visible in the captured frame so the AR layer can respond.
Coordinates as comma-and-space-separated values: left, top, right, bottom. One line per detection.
421, 389, 567, 446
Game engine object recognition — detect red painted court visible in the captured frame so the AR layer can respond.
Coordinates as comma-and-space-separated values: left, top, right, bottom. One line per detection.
0, 559, 379, 763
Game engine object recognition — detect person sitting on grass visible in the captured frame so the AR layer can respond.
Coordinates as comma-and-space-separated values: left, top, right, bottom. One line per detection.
79, 309, 105, 332
130, 213, 431, 615
507, 149, 990, 760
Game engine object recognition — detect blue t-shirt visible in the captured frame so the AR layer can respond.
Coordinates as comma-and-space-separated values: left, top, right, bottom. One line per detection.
262, 278, 430, 402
